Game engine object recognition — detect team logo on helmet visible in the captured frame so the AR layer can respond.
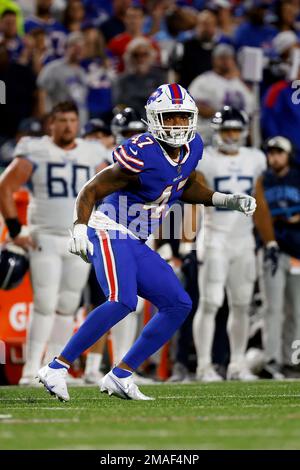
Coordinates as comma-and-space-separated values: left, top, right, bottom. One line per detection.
147, 87, 163, 105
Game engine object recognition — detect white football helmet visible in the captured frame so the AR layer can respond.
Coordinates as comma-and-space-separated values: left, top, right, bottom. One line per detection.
145, 83, 198, 148
211, 106, 249, 153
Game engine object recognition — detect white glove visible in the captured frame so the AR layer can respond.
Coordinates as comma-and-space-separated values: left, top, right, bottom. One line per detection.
68, 224, 94, 263
212, 192, 257, 216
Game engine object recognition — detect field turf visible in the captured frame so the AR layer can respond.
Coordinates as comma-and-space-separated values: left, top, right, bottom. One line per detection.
0, 381, 300, 450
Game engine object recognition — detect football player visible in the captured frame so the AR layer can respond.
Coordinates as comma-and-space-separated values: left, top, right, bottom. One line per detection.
193, 106, 279, 382
0, 101, 107, 385
37, 84, 256, 401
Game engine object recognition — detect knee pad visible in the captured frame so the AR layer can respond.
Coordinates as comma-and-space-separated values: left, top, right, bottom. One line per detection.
230, 303, 249, 317
57, 290, 82, 316
201, 301, 219, 317
33, 289, 57, 317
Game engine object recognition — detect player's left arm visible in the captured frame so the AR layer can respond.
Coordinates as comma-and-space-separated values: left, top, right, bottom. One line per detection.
181, 170, 257, 216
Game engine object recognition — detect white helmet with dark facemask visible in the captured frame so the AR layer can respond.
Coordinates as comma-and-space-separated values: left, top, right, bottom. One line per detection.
145, 83, 198, 148
211, 106, 249, 153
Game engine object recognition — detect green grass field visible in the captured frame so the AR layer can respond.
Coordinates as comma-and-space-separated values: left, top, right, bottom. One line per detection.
0, 381, 300, 450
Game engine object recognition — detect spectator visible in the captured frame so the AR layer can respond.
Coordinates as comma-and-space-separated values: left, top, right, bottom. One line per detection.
107, 5, 160, 73
37, 31, 88, 124
274, 0, 300, 36
172, 9, 219, 88
0, 0, 23, 35
189, 43, 254, 143
261, 65, 300, 162
100, 0, 131, 42
0, 42, 37, 143
19, 28, 48, 75
0, 9, 23, 62
62, 0, 85, 33
17, 0, 35, 18
208, 0, 237, 38
112, 37, 167, 118
81, 25, 115, 120
259, 136, 300, 378
234, 0, 277, 52
164, 5, 198, 40
82, 0, 112, 27
143, 0, 175, 42
262, 30, 299, 94
25, 0, 67, 63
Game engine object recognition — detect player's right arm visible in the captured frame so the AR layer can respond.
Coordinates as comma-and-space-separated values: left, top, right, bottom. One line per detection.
0, 157, 35, 250
70, 163, 139, 262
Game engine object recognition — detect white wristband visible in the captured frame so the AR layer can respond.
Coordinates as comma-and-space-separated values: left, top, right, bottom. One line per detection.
212, 192, 228, 208
73, 223, 88, 237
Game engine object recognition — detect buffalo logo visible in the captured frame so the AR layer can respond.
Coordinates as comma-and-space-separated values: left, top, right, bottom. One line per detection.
147, 87, 163, 104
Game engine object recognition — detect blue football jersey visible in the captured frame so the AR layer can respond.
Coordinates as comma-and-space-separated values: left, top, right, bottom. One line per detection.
98, 132, 203, 240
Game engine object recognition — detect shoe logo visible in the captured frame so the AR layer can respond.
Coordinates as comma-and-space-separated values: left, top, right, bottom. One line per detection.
129, 147, 138, 155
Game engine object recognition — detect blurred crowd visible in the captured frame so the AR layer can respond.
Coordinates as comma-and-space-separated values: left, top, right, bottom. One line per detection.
1, 0, 300, 383
2, 0, 300, 159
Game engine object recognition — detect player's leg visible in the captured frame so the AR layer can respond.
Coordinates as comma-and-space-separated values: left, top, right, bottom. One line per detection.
20, 234, 62, 384
44, 244, 90, 363
37, 229, 138, 400
226, 243, 257, 380
83, 266, 108, 384
110, 298, 143, 363
116, 244, 192, 371
263, 253, 288, 368
100, 243, 192, 401
192, 247, 228, 381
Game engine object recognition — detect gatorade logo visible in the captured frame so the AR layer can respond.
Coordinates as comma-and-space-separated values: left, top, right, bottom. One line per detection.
9, 302, 32, 332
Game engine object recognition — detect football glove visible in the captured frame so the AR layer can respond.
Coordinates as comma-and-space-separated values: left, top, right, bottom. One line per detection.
264, 241, 280, 276
213, 192, 257, 216
68, 224, 94, 263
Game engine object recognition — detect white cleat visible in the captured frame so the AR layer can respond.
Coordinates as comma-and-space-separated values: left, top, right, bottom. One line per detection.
227, 363, 258, 381
100, 371, 154, 401
83, 370, 104, 385
196, 364, 224, 382
37, 364, 70, 401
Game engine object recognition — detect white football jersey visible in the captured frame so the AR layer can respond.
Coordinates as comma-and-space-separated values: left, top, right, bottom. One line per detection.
13, 136, 107, 235
197, 145, 267, 241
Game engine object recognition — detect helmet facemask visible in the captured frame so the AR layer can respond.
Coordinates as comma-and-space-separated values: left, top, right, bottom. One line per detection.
212, 124, 248, 153
147, 108, 198, 148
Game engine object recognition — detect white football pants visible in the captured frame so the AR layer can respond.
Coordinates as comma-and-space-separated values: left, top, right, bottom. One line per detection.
193, 235, 256, 370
